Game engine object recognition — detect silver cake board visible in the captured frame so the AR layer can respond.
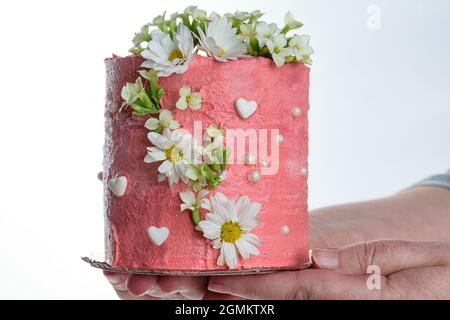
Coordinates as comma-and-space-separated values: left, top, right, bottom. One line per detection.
81, 255, 312, 276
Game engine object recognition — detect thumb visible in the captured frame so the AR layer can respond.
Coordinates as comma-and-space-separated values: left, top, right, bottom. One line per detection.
312, 240, 450, 276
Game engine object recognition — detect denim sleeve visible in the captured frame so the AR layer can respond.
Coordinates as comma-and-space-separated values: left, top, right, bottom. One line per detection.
414, 169, 450, 190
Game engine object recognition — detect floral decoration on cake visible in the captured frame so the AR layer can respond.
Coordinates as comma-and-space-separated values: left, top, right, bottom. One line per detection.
113, 6, 313, 269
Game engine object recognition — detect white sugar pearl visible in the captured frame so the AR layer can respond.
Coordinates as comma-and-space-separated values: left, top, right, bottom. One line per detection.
105, 125, 113, 136
244, 154, 256, 165
301, 167, 308, 176
276, 134, 284, 144
106, 101, 118, 112
97, 171, 103, 181
248, 170, 261, 183
291, 107, 302, 117
281, 225, 290, 235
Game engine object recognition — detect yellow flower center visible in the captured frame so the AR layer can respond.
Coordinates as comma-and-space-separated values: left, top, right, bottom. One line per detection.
219, 48, 225, 56
168, 49, 183, 62
220, 222, 242, 243
165, 145, 183, 163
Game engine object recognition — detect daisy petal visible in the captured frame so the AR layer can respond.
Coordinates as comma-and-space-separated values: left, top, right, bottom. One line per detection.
148, 132, 171, 149
235, 238, 260, 259
144, 150, 166, 163
241, 233, 262, 246
198, 220, 221, 239
223, 242, 238, 269
158, 160, 173, 173
217, 247, 225, 266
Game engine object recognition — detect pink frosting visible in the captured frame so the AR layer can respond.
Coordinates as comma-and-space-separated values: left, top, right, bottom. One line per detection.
103, 55, 310, 272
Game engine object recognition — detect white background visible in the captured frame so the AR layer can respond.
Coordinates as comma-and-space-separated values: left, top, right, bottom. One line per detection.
0, 0, 449, 299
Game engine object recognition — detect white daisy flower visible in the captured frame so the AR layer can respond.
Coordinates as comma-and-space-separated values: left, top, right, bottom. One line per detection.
255, 21, 278, 47
179, 189, 211, 212
145, 128, 201, 186
266, 34, 293, 67
198, 193, 262, 269
176, 87, 203, 110
289, 35, 314, 63
141, 23, 197, 77
197, 17, 247, 62
144, 110, 180, 132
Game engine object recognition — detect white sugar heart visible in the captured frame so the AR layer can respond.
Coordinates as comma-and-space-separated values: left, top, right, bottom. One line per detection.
147, 226, 170, 246
107, 176, 127, 197
235, 98, 257, 119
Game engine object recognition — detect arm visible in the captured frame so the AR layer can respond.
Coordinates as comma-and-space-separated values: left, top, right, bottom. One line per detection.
310, 186, 450, 249
209, 185, 450, 300
106, 177, 450, 299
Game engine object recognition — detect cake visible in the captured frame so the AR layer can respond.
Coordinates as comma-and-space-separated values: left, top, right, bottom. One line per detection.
88, 7, 313, 274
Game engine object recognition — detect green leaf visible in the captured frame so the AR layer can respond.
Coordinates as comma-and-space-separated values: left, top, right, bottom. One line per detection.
137, 90, 152, 108
129, 46, 144, 55
157, 88, 164, 99
138, 70, 153, 80
130, 102, 149, 115
250, 37, 260, 53
211, 162, 221, 172
221, 148, 231, 171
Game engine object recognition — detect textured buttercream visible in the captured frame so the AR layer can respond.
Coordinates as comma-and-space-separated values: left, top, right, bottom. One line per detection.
103, 55, 310, 272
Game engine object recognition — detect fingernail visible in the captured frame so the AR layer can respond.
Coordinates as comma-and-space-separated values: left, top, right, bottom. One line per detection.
208, 282, 229, 294
126, 276, 157, 297
312, 248, 339, 270
104, 272, 123, 285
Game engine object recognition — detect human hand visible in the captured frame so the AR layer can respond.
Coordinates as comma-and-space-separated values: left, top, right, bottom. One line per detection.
208, 240, 450, 299
103, 272, 212, 300
102, 206, 374, 300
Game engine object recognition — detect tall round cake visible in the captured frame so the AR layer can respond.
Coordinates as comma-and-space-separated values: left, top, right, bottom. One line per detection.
91, 7, 313, 275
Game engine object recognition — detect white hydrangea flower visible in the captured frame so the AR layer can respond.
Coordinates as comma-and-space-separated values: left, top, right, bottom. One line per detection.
209, 11, 221, 20
141, 23, 196, 77
197, 17, 247, 62
203, 124, 225, 164
179, 189, 211, 212
144, 110, 180, 132
289, 35, 314, 62
145, 128, 201, 187
266, 34, 293, 67
284, 11, 303, 30
176, 87, 203, 110
255, 21, 278, 47
239, 22, 256, 41
198, 193, 262, 269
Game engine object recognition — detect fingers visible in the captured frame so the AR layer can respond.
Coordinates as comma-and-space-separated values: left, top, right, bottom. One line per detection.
203, 292, 246, 300
387, 266, 450, 299
157, 276, 208, 300
126, 274, 158, 296
103, 271, 128, 292
312, 240, 450, 276
209, 269, 385, 300
103, 271, 208, 300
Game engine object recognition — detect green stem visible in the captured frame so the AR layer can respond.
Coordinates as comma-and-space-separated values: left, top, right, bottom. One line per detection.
191, 208, 200, 226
